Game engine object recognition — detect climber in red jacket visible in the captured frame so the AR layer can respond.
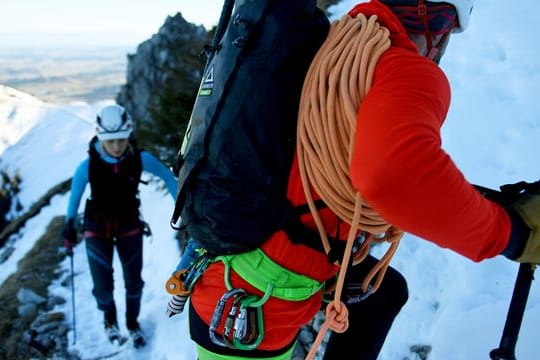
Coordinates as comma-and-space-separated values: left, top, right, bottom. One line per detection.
171, 1, 539, 359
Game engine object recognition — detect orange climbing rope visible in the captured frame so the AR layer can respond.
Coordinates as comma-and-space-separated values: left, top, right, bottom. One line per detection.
297, 13, 405, 359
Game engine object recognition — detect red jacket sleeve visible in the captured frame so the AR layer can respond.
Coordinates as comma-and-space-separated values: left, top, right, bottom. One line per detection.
350, 47, 510, 261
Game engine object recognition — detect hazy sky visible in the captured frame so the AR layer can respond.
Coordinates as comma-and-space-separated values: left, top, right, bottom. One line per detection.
0, 0, 223, 46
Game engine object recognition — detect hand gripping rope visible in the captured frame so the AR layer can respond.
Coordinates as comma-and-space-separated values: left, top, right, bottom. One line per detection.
296, 14, 403, 359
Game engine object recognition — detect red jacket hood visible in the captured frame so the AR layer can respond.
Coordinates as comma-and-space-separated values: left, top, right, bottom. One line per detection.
348, 0, 418, 54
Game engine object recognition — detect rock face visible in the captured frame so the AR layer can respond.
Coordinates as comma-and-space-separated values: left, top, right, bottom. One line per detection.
116, 12, 208, 128
0, 216, 72, 360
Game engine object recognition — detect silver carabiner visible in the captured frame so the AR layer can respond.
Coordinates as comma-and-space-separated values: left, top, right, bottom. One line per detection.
209, 288, 246, 348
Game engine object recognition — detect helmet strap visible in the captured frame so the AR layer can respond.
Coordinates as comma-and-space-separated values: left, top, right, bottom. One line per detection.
417, 0, 434, 57
416, 0, 452, 63
428, 31, 451, 63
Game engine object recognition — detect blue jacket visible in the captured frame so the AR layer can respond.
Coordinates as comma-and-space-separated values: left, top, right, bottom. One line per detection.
66, 139, 177, 222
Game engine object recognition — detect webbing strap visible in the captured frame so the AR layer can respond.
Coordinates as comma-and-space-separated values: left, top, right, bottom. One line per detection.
216, 248, 323, 302
196, 343, 294, 360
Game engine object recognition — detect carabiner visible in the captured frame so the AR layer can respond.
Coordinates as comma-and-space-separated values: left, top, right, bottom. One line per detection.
209, 288, 246, 348
224, 293, 247, 339
232, 295, 264, 350
183, 253, 212, 290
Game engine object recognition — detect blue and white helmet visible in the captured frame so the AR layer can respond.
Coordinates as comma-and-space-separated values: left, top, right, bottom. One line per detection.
95, 104, 133, 141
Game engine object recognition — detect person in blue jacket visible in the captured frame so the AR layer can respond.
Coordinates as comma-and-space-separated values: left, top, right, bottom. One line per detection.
61, 104, 177, 348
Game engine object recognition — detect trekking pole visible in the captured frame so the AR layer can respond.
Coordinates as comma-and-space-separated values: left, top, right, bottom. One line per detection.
473, 182, 539, 359
489, 263, 535, 360
70, 252, 77, 344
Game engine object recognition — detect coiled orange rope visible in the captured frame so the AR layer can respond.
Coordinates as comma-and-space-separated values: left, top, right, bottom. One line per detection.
297, 14, 404, 359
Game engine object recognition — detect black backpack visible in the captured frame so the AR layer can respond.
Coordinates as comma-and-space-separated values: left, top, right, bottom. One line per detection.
172, 0, 329, 255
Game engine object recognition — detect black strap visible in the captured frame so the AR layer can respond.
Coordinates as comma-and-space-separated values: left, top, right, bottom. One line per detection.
283, 200, 347, 263
202, 0, 235, 66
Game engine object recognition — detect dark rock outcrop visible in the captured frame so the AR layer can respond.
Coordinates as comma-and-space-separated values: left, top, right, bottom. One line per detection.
116, 12, 208, 129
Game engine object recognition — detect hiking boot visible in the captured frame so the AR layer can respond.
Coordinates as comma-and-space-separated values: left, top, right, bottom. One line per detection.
127, 322, 146, 349
104, 320, 126, 345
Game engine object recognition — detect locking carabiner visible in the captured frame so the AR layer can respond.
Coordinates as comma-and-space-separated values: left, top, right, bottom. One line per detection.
209, 288, 246, 348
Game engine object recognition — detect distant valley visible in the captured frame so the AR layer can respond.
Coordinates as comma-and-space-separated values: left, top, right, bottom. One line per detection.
0, 45, 130, 103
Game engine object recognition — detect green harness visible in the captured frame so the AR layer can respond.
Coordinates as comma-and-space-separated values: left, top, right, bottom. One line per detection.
216, 248, 323, 302
196, 343, 295, 360
204, 248, 323, 351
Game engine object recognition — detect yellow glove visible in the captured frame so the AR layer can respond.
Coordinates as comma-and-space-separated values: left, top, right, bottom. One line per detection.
476, 181, 540, 264
511, 191, 540, 264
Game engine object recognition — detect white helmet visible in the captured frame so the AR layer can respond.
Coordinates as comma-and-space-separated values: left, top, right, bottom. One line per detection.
380, 0, 474, 33
95, 104, 133, 141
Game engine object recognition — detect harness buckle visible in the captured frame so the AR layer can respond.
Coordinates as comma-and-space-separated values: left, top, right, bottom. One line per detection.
344, 283, 374, 304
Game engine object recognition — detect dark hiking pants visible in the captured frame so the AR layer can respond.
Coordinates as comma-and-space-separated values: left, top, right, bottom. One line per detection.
84, 216, 144, 326
322, 255, 409, 360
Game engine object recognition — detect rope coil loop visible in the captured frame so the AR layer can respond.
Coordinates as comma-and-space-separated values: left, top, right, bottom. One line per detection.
298, 14, 405, 359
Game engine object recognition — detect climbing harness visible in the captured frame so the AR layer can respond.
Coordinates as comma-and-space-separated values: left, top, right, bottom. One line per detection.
207, 248, 324, 350
195, 343, 296, 360
216, 248, 323, 301
297, 13, 404, 359
166, 246, 325, 350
